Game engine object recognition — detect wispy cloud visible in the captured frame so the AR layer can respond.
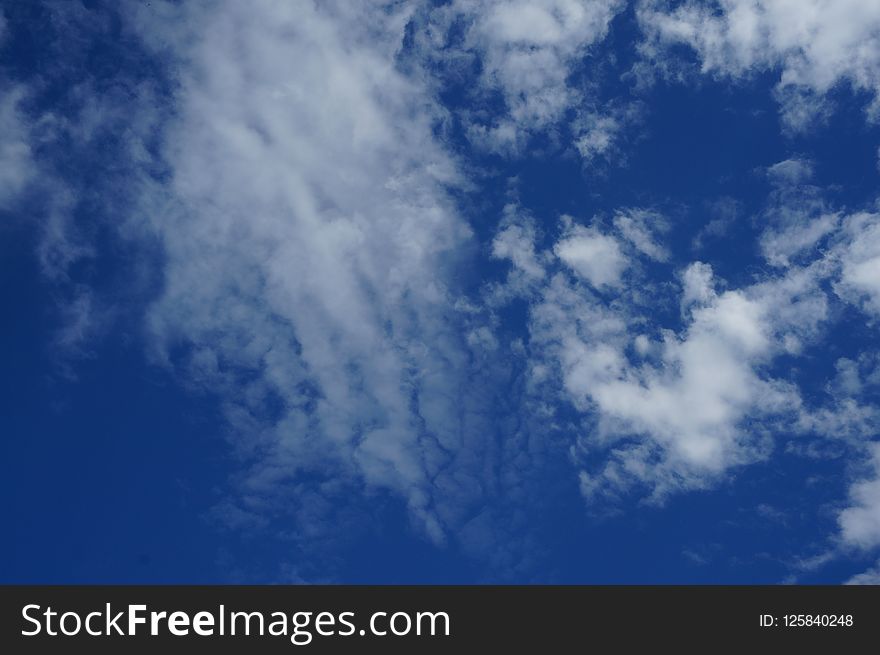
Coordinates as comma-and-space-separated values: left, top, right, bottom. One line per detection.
0, 86, 34, 208
124, 0, 506, 551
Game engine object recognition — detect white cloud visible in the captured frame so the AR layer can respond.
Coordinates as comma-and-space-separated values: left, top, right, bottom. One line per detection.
470, 0, 621, 130
760, 212, 839, 268
0, 62, 106, 366
481, 178, 876, 511
0, 3, 173, 368
797, 400, 880, 444
834, 212, 880, 315
846, 560, 880, 584
758, 158, 841, 267
511, 212, 835, 501
748, 178, 880, 457
554, 222, 627, 288
491, 205, 547, 281
767, 157, 814, 185
638, 0, 880, 128
829, 354, 880, 400
839, 443, 880, 551
833, 358, 865, 397
600, 293, 776, 458
574, 113, 620, 161
575, 281, 806, 492
613, 208, 670, 262
0, 86, 34, 208
422, 0, 624, 153
680, 261, 716, 311
125, 0, 494, 544
764, 205, 880, 319
124, 0, 880, 551
692, 197, 739, 250
11, 0, 880, 574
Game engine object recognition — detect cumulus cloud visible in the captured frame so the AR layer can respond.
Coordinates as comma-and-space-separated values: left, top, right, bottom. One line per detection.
638, 0, 880, 129
484, 162, 880, 509
488, 203, 835, 502
554, 222, 628, 289
569, 265, 825, 501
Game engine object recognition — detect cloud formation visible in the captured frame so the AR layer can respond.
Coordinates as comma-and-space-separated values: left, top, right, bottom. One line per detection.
415, 0, 625, 154
128, 0, 495, 545
554, 221, 628, 288
0, 86, 34, 208
491, 170, 880, 507
5, 0, 879, 583
839, 443, 880, 551
638, 0, 880, 128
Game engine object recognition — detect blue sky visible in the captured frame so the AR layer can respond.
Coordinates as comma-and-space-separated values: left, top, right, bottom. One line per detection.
3, 0, 880, 584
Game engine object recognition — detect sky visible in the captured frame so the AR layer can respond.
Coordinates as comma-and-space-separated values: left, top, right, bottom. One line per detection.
2, 0, 880, 584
